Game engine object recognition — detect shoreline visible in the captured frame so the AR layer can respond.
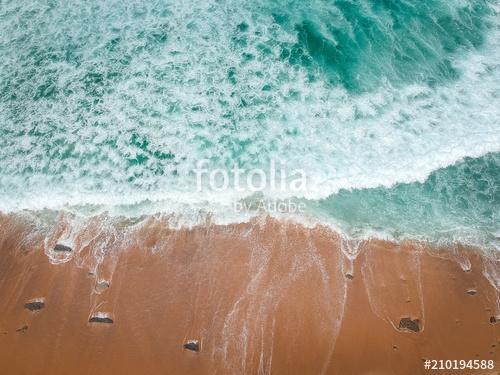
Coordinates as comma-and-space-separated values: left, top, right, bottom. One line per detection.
0, 214, 499, 374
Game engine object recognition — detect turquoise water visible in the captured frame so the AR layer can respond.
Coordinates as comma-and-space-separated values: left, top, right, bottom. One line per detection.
306, 153, 500, 246
0, 0, 499, 247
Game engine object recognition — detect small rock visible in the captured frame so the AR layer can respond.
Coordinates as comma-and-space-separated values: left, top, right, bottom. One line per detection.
24, 298, 45, 311
398, 317, 420, 332
345, 273, 354, 280
183, 340, 200, 352
95, 280, 110, 293
16, 325, 28, 333
466, 289, 477, 296
89, 313, 113, 324
490, 316, 498, 324
54, 244, 72, 252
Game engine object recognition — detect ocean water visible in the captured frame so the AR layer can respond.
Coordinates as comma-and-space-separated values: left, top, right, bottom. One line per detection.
0, 0, 499, 248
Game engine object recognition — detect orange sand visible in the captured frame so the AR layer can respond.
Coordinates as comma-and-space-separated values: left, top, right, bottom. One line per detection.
0, 214, 499, 374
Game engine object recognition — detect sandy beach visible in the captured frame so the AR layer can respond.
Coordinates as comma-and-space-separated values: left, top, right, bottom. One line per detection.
0, 214, 498, 374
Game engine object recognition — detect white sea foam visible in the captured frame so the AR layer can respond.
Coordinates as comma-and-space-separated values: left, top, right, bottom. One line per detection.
0, 0, 498, 225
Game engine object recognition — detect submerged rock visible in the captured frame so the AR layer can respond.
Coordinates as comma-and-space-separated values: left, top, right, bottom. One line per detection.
466, 288, 477, 295
183, 340, 200, 352
398, 317, 420, 332
24, 298, 45, 311
16, 325, 28, 333
345, 273, 354, 280
89, 313, 113, 324
54, 244, 72, 252
95, 280, 110, 293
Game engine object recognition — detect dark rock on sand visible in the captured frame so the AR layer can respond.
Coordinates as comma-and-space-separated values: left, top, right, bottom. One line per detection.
183, 340, 200, 352
54, 244, 72, 252
345, 273, 354, 280
24, 300, 45, 311
398, 317, 420, 332
490, 316, 498, 324
89, 314, 113, 324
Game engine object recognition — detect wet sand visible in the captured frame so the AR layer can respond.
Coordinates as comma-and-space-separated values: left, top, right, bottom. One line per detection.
0, 214, 499, 374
